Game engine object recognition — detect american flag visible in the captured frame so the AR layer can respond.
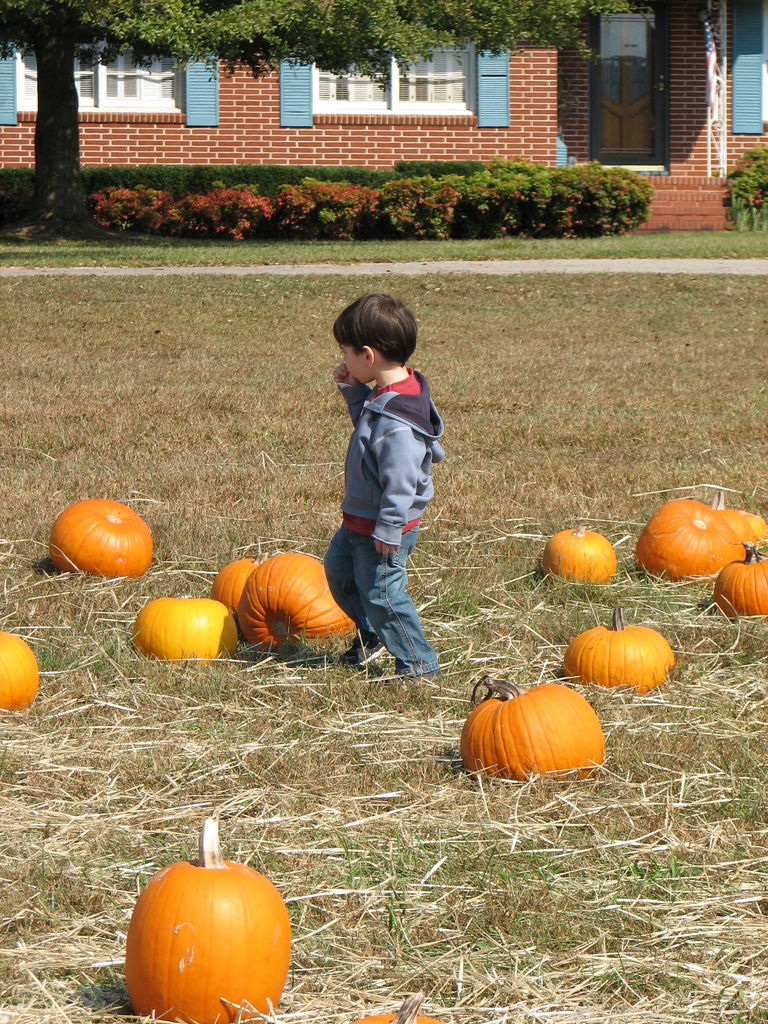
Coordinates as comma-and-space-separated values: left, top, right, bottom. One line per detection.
703, 15, 719, 121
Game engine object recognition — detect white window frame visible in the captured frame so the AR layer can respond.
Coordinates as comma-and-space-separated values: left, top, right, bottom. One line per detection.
17, 51, 181, 112
314, 49, 474, 115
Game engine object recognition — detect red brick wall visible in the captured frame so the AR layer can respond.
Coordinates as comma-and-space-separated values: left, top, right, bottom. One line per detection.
0, 50, 559, 169
559, 0, 768, 175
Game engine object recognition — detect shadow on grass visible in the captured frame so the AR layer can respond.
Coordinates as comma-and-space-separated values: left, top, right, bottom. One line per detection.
235, 639, 336, 670
31, 555, 57, 575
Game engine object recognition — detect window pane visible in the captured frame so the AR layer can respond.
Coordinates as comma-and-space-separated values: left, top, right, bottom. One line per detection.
318, 69, 386, 103
22, 53, 36, 107
400, 50, 466, 104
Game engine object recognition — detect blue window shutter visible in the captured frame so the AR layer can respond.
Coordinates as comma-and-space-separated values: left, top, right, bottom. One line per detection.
476, 50, 509, 127
0, 53, 17, 126
732, 0, 764, 134
556, 134, 569, 166
280, 60, 313, 127
186, 59, 219, 127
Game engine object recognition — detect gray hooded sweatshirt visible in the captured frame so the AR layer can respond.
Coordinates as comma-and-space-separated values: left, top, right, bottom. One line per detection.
338, 370, 445, 547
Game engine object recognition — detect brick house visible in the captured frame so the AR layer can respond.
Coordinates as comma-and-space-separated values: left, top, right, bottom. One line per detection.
0, 0, 765, 229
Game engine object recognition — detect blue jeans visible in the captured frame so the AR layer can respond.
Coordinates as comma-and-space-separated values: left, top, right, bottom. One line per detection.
324, 527, 439, 677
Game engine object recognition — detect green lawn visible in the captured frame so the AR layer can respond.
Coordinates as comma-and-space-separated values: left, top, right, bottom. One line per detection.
1, 272, 767, 1024
0, 229, 766, 267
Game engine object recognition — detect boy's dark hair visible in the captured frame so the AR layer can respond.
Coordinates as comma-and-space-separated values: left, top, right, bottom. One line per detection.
333, 293, 417, 365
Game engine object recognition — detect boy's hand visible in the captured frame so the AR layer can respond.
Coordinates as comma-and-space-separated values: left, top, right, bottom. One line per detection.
333, 362, 359, 386
374, 538, 399, 557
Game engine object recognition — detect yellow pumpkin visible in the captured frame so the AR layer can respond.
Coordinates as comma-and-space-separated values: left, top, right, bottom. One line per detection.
133, 597, 238, 661
0, 631, 39, 710
542, 522, 616, 584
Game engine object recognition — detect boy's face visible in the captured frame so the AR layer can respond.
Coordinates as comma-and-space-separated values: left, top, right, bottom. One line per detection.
339, 344, 377, 384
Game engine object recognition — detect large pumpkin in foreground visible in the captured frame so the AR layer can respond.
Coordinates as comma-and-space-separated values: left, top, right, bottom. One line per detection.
0, 631, 39, 710
133, 597, 238, 660
210, 555, 268, 617
713, 543, 768, 618
49, 498, 152, 577
635, 496, 742, 580
460, 677, 605, 780
542, 522, 617, 584
563, 607, 675, 694
126, 818, 291, 1024
237, 552, 353, 647
352, 994, 446, 1024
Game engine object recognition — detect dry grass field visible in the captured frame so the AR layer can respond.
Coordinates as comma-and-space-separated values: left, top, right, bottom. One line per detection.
1, 271, 767, 1024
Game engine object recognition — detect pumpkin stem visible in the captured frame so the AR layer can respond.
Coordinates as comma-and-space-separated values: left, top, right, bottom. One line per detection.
710, 490, 726, 511
198, 817, 226, 869
573, 520, 589, 537
392, 995, 426, 1024
470, 675, 524, 706
743, 543, 765, 564
610, 607, 627, 632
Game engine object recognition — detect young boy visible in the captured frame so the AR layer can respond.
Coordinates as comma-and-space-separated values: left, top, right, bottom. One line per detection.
324, 292, 444, 679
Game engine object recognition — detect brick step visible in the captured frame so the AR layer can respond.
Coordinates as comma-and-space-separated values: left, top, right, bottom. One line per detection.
640, 177, 730, 232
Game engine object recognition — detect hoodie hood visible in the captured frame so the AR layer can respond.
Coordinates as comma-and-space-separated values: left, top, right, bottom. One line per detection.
364, 371, 444, 441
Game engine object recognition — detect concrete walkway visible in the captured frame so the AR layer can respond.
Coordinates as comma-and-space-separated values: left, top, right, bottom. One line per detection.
1, 257, 768, 277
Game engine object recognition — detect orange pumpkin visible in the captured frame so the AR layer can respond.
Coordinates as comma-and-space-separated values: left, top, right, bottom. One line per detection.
126, 818, 291, 1024
237, 552, 354, 647
211, 555, 269, 615
459, 677, 605, 781
0, 631, 39, 710
133, 597, 238, 660
713, 543, 768, 618
711, 490, 768, 545
563, 607, 675, 694
542, 522, 616, 584
352, 995, 446, 1024
49, 498, 152, 577
635, 495, 742, 580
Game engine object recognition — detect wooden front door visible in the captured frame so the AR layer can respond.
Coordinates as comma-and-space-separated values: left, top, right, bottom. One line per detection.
590, 4, 668, 167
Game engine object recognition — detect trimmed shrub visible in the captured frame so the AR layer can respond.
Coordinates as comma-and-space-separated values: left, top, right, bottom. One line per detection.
454, 160, 553, 237
272, 179, 379, 240
547, 163, 653, 236
728, 145, 768, 230
78, 163, 393, 199
174, 187, 273, 239
394, 160, 484, 179
378, 176, 464, 239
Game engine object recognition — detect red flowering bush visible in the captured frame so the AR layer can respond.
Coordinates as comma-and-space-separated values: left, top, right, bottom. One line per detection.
89, 186, 178, 233
728, 145, 768, 230
378, 176, 463, 239
272, 179, 379, 240
174, 187, 273, 239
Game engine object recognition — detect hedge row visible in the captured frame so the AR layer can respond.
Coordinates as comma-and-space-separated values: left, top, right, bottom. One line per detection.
0, 161, 655, 238
0, 161, 493, 198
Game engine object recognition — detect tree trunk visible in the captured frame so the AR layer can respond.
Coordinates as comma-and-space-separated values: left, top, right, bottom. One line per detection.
15, 30, 105, 236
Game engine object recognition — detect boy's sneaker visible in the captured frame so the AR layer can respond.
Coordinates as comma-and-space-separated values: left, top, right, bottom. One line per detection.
339, 638, 386, 667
